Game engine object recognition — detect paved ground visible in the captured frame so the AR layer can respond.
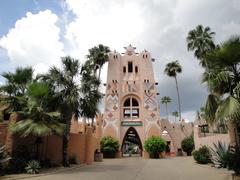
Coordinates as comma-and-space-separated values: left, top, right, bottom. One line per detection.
6, 157, 232, 180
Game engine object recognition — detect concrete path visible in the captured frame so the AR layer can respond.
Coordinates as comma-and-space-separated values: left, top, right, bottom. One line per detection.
12, 157, 232, 180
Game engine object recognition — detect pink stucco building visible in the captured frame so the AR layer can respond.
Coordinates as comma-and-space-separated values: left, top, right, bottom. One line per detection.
102, 45, 193, 157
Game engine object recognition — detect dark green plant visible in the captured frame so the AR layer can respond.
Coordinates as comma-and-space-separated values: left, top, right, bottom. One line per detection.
192, 145, 212, 164
100, 136, 119, 158
210, 141, 231, 168
25, 160, 41, 174
181, 135, 194, 156
144, 136, 166, 158
228, 146, 240, 175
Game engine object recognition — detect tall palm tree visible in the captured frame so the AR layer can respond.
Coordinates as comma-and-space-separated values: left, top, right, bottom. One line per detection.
40, 56, 81, 167
87, 44, 110, 80
164, 61, 182, 121
172, 111, 179, 123
203, 36, 240, 146
187, 25, 216, 67
161, 96, 172, 120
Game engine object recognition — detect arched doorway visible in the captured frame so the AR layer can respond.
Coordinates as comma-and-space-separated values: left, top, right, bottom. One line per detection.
122, 127, 143, 157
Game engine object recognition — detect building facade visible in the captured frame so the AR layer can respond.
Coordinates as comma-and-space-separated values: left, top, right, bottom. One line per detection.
102, 45, 164, 156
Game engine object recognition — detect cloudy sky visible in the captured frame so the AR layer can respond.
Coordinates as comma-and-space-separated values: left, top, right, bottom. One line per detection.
0, 0, 240, 122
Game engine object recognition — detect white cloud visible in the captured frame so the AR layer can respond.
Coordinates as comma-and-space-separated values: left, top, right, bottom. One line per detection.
0, 10, 64, 74
64, 0, 144, 59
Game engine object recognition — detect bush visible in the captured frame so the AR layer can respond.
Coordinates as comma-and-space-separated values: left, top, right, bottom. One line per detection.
192, 145, 212, 164
181, 135, 194, 156
100, 136, 119, 158
25, 160, 41, 174
228, 146, 240, 175
210, 141, 231, 168
144, 136, 166, 158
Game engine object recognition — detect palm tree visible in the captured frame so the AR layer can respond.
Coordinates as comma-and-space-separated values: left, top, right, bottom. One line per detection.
164, 61, 182, 121
0, 67, 33, 96
203, 36, 240, 146
161, 96, 172, 120
172, 111, 179, 123
87, 44, 110, 80
9, 82, 65, 159
40, 56, 81, 166
0, 67, 33, 112
187, 25, 216, 67
80, 60, 102, 126
9, 82, 65, 137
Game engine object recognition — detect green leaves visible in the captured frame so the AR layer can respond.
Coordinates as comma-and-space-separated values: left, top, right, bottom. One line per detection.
144, 136, 166, 157
205, 94, 219, 124
216, 96, 240, 121
161, 96, 172, 104
186, 24, 216, 66
164, 60, 182, 77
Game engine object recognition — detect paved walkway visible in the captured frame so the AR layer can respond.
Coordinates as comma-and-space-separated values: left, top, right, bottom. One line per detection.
5, 157, 232, 180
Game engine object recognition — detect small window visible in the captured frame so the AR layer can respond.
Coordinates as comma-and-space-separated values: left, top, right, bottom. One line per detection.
135, 66, 138, 73
123, 66, 126, 73
128, 62, 133, 73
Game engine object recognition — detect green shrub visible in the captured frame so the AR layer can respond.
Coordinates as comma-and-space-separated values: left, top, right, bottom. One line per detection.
210, 141, 231, 168
181, 135, 194, 156
25, 160, 41, 174
100, 136, 119, 158
228, 146, 240, 175
192, 145, 212, 164
144, 136, 166, 158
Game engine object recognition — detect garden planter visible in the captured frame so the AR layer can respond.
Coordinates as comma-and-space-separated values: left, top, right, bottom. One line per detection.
232, 174, 240, 180
94, 152, 103, 162
160, 152, 166, 158
150, 153, 160, 159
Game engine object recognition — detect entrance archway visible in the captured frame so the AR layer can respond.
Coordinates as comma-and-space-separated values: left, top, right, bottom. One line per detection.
121, 127, 143, 157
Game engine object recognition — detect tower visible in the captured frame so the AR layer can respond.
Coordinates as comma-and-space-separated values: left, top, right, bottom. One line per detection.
102, 45, 161, 157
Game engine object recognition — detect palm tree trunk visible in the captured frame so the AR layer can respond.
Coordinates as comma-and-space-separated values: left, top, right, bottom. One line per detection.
165, 103, 169, 120
98, 67, 101, 81
174, 76, 181, 121
228, 121, 239, 147
62, 111, 72, 167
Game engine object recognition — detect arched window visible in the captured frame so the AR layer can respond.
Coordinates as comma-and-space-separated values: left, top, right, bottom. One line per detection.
123, 97, 139, 119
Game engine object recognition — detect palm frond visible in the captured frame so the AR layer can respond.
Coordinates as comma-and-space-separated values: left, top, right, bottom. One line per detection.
204, 94, 219, 124
216, 96, 240, 121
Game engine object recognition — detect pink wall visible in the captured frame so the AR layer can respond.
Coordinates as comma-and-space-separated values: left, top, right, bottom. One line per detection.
194, 126, 230, 149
